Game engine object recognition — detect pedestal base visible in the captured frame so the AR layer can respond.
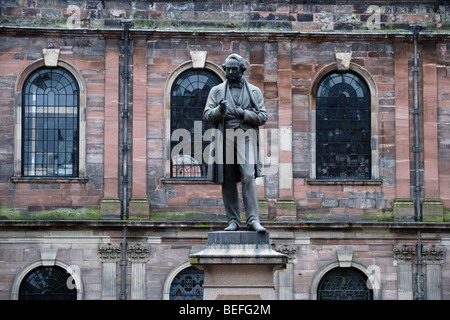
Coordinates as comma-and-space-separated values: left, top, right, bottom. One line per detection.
190, 231, 287, 300
422, 199, 444, 222
129, 197, 150, 218
275, 199, 297, 219
393, 199, 415, 221
100, 197, 121, 219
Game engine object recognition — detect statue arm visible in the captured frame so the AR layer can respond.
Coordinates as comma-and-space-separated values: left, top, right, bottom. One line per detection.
203, 87, 226, 124
243, 88, 268, 127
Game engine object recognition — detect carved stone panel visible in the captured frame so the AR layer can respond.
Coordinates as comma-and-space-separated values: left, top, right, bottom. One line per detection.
98, 243, 121, 262
393, 244, 416, 264
127, 243, 150, 263
422, 245, 445, 265
274, 245, 297, 262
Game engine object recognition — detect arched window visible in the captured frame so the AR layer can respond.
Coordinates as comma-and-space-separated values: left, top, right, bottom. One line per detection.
22, 67, 79, 177
169, 266, 204, 300
316, 71, 371, 179
18, 266, 77, 300
170, 69, 222, 179
317, 267, 373, 300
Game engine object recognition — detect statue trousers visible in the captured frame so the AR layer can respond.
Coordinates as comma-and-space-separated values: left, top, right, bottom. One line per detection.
222, 132, 260, 228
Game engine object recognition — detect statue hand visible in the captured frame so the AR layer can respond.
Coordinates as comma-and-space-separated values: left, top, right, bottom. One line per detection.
236, 106, 245, 118
219, 99, 227, 115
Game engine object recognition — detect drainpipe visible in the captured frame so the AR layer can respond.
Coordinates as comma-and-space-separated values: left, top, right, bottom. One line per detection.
411, 25, 422, 223
119, 225, 128, 300
411, 24, 424, 300
121, 19, 132, 221
119, 18, 132, 301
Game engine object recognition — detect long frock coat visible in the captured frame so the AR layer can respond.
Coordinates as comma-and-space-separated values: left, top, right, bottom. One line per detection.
202, 79, 268, 184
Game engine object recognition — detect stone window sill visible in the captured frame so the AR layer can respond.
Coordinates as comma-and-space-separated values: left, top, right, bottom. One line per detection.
11, 177, 89, 183
161, 178, 216, 185
307, 179, 382, 186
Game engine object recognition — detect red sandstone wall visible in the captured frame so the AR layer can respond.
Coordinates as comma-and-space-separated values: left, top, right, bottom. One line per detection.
0, 35, 106, 212
0, 1, 448, 218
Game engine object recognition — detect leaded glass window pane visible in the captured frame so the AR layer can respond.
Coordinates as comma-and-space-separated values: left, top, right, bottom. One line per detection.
316, 72, 371, 179
169, 267, 204, 300
170, 69, 222, 178
19, 266, 77, 300
22, 68, 79, 177
318, 267, 373, 300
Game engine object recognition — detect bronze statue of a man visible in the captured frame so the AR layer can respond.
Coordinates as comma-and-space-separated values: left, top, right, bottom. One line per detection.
203, 54, 267, 232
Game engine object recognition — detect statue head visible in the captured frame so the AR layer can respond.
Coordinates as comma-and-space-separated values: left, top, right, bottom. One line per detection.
222, 54, 246, 83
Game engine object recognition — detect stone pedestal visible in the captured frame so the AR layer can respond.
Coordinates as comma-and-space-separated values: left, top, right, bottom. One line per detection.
100, 197, 121, 219
422, 199, 444, 222
129, 198, 150, 218
393, 199, 415, 221
275, 199, 297, 219
190, 231, 287, 300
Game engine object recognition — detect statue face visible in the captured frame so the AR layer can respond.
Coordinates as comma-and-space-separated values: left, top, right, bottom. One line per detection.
224, 58, 243, 82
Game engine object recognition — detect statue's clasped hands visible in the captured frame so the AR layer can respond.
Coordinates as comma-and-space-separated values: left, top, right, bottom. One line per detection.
219, 99, 244, 118
235, 106, 245, 118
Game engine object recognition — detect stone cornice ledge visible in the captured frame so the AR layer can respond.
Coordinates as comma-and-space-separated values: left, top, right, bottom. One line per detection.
0, 220, 449, 232
2, 26, 449, 41
11, 176, 89, 184
306, 179, 383, 185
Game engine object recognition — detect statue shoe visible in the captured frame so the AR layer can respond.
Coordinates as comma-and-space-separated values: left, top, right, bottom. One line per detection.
224, 221, 240, 231
248, 222, 266, 233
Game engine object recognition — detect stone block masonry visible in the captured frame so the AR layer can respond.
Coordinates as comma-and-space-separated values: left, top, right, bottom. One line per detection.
1, 1, 448, 33
190, 231, 286, 300
0, 0, 449, 222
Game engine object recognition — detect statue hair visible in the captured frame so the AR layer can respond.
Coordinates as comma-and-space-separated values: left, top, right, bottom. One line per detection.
222, 54, 247, 72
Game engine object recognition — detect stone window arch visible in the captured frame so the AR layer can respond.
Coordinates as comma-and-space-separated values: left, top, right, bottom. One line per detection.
18, 265, 77, 300
317, 266, 373, 300
310, 256, 381, 300
164, 56, 225, 179
162, 260, 204, 300
13, 59, 87, 179
309, 63, 379, 181
21, 67, 79, 177
10, 250, 84, 300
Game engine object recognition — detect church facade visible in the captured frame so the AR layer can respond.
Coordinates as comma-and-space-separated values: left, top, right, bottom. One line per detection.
0, 0, 449, 300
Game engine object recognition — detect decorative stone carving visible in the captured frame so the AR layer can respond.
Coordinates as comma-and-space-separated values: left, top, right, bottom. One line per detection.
274, 244, 296, 300
98, 243, 121, 300
98, 243, 121, 262
127, 243, 150, 263
393, 244, 416, 263
422, 245, 445, 300
422, 245, 445, 265
274, 245, 297, 262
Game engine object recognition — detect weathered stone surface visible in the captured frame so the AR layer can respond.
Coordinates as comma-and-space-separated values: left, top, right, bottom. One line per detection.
190, 231, 286, 300
0, 0, 449, 222
335, 52, 352, 71
207, 231, 269, 245
0, 1, 446, 32
393, 199, 415, 221
43, 48, 59, 67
